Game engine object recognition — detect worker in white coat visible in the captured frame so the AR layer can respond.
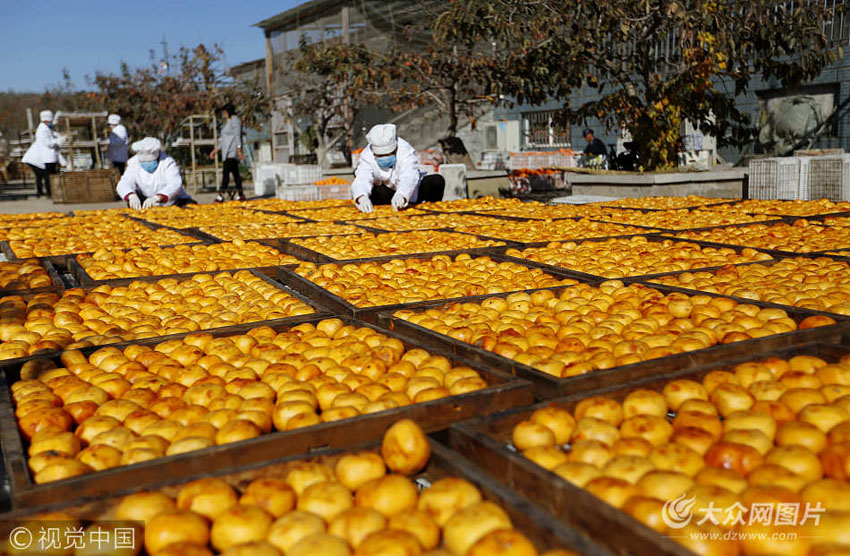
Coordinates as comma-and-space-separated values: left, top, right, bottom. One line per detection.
21, 110, 64, 197
352, 124, 445, 213
116, 137, 194, 210
105, 114, 129, 174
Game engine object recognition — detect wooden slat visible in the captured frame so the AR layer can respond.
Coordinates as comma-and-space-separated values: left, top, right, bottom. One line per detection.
0, 315, 532, 510
0, 439, 614, 555
378, 282, 850, 399
449, 342, 850, 556
0, 269, 324, 372
277, 253, 578, 323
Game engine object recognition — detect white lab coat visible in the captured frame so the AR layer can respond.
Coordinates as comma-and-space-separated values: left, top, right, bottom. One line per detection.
351, 137, 425, 203
115, 153, 188, 206
105, 124, 129, 163
21, 123, 60, 169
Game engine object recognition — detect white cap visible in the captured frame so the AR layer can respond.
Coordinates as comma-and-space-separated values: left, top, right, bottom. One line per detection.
366, 124, 397, 155
108, 114, 121, 126
132, 137, 161, 161
39, 110, 53, 123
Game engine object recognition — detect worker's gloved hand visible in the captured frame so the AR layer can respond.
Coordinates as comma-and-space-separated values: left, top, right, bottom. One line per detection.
142, 195, 162, 210
127, 193, 141, 211
391, 191, 408, 211
355, 195, 374, 214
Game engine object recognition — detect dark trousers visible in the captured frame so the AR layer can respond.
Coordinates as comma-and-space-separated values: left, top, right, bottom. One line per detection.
369, 174, 446, 205
111, 161, 126, 175
27, 163, 56, 197
221, 158, 243, 195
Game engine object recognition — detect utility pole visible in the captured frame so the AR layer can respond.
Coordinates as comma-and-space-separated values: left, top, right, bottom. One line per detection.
160, 36, 170, 75
342, 5, 352, 163
265, 30, 276, 160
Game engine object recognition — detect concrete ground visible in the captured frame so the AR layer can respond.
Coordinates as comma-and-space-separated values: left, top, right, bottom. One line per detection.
0, 180, 234, 214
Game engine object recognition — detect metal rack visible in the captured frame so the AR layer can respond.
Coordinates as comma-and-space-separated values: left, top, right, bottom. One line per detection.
170, 113, 220, 194
54, 111, 109, 171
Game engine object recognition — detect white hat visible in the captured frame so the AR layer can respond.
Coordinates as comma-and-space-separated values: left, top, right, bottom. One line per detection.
132, 137, 162, 161
108, 114, 121, 126
366, 124, 397, 155
39, 110, 53, 123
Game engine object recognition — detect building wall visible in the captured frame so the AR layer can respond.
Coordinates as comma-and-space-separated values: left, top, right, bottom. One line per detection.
260, 0, 457, 164
714, 53, 850, 163
494, 92, 622, 157
257, 0, 850, 167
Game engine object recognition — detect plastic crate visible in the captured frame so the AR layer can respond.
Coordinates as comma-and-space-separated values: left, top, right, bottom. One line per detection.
748, 157, 801, 200
284, 165, 322, 185
802, 155, 850, 201
526, 154, 544, 170
682, 133, 704, 151
277, 185, 319, 202
318, 184, 351, 200
253, 163, 292, 196
507, 153, 527, 171
553, 153, 577, 168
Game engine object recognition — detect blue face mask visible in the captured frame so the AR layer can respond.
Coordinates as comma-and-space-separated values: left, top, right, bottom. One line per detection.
376, 154, 396, 169
46, 123, 53, 129
140, 160, 159, 173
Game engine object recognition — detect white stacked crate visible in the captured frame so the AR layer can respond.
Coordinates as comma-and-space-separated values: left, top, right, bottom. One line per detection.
284, 165, 323, 186
278, 186, 320, 202
802, 155, 850, 201
275, 164, 323, 201
748, 157, 801, 200
254, 163, 292, 197
318, 184, 351, 200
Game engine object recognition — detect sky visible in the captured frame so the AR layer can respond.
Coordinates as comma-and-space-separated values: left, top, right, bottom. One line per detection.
0, 0, 303, 92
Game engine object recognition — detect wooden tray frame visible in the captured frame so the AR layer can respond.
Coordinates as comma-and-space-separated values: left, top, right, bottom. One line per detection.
376, 281, 850, 399
0, 270, 324, 372
0, 316, 532, 509
277, 253, 581, 323
0, 439, 613, 555
449, 341, 850, 556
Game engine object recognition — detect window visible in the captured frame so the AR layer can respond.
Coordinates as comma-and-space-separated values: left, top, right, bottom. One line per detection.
522, 110, 571, 149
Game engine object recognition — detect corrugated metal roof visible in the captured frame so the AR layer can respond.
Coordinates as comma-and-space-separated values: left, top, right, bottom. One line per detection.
254, 0, 443, 37
254, 0, 346, 31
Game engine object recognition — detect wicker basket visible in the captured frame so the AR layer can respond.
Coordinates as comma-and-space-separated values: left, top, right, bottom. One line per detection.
53, 169, 120, 204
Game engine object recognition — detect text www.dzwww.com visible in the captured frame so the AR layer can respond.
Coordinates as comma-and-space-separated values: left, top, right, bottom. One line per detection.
674, 531, 799, 542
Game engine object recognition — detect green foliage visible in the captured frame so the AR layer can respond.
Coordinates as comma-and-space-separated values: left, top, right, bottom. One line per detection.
284, 41, 386, 166
431, 0, 840, 169
88, 44, 266, 143
0, 91, 49, 138
0, 69, 95, 138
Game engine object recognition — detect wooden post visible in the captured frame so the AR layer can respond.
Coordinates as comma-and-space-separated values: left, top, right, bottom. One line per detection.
212, 112, 219, 191
342, 6, 352, 159
65, 116, 74, 171
91, 116, 102, 169
190, 115, 197, 195
265, 30, 276, 160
